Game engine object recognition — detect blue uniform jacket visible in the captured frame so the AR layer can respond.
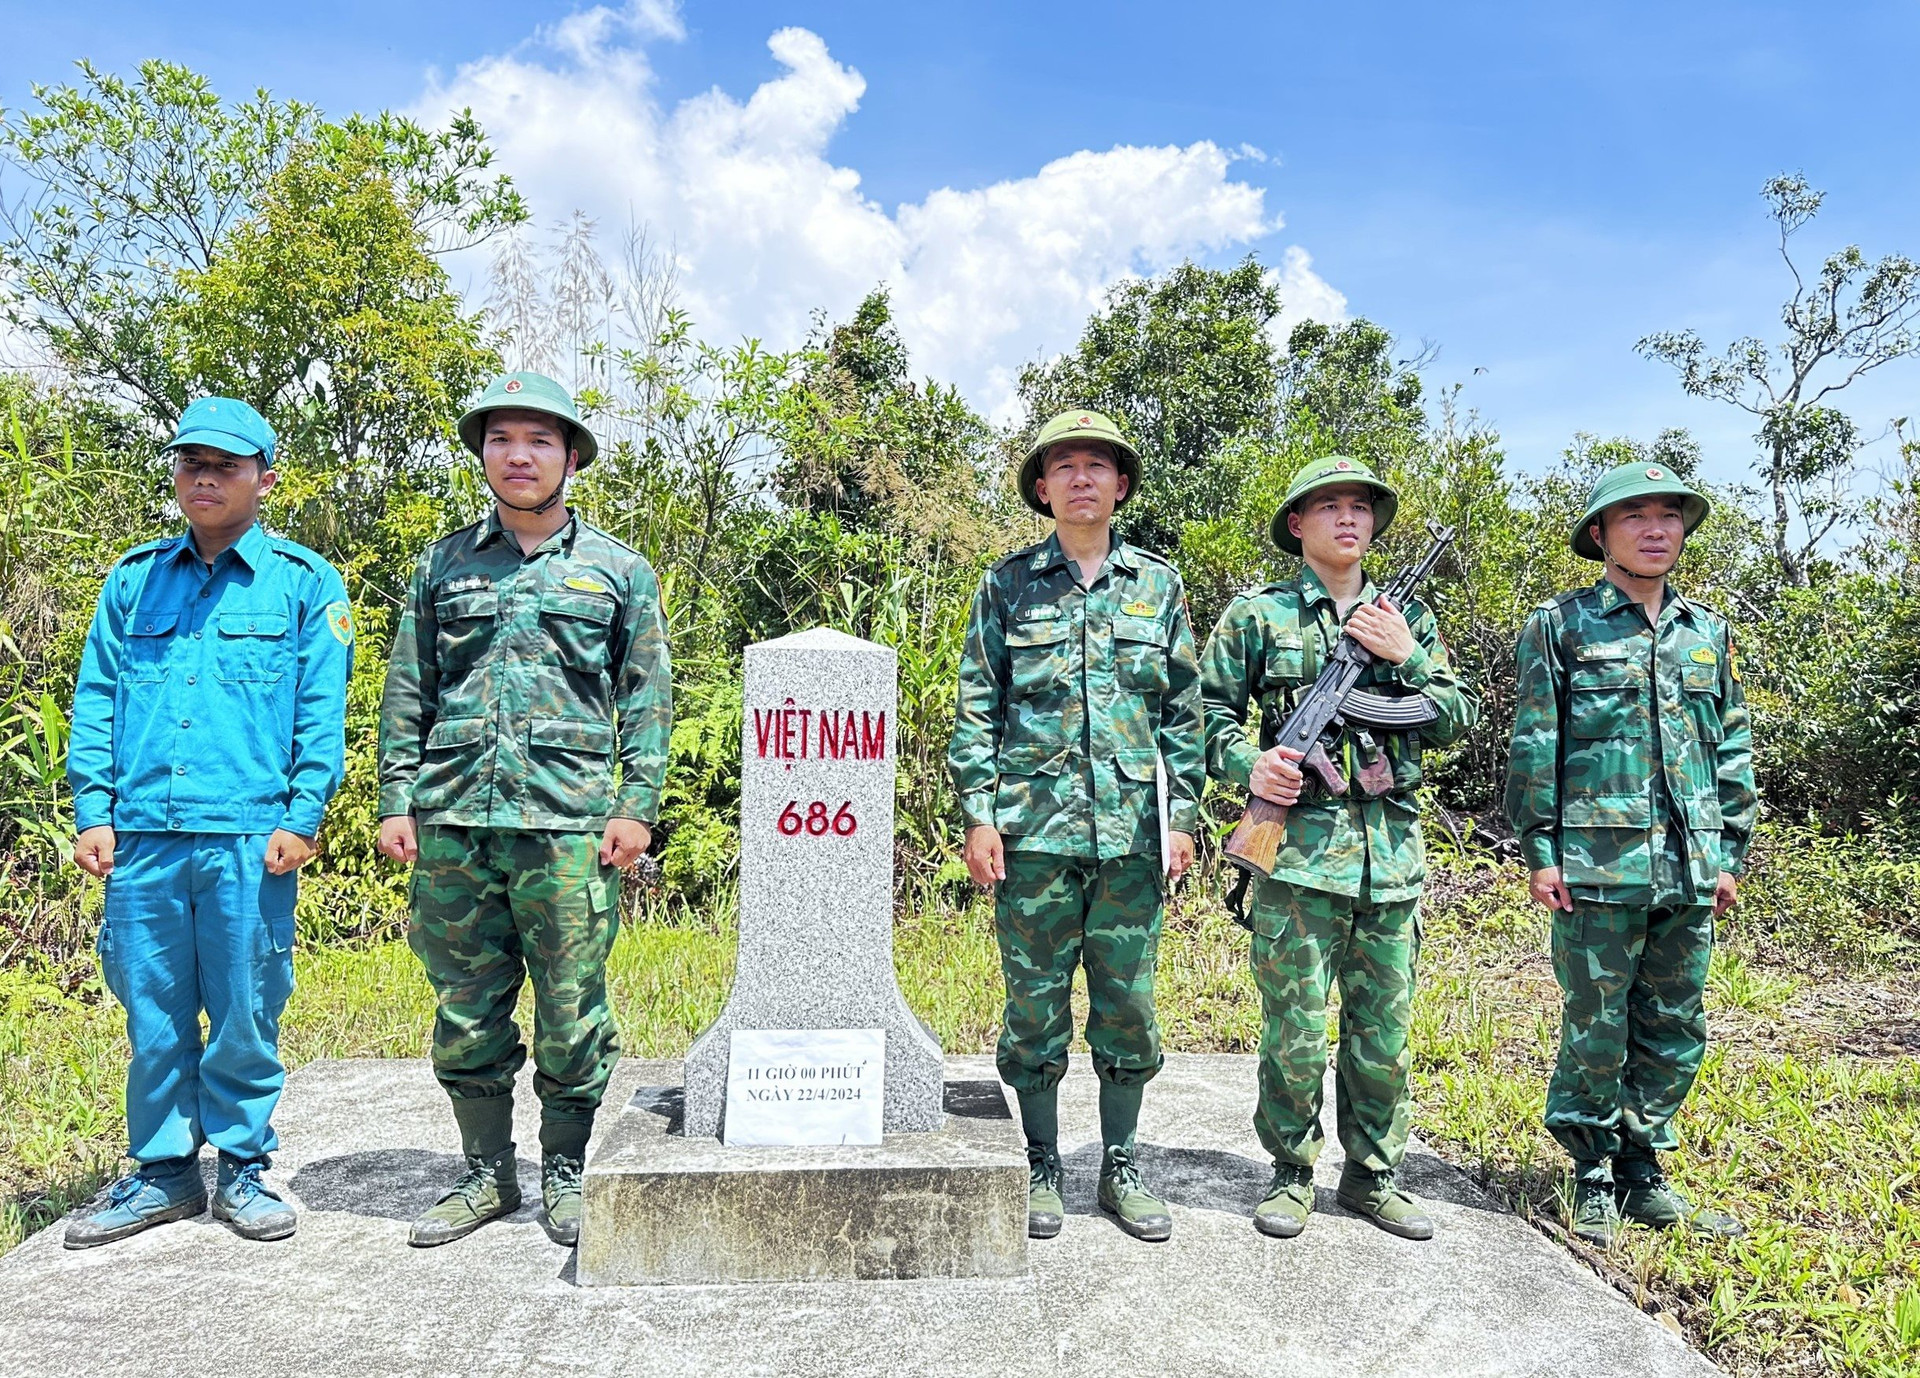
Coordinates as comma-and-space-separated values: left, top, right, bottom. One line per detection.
68, 523, 354, 838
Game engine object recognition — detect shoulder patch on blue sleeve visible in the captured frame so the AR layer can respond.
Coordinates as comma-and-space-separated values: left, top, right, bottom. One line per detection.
325, 601, 354, 646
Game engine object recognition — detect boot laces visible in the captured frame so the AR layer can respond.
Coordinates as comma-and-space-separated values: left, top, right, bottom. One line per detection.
545, 1155, 583, 1193
447, 1155, 502, 1207
1026, 1145, 1061, 1191
1104, 1149, 1144, 1193
227, 1160, 267, 1206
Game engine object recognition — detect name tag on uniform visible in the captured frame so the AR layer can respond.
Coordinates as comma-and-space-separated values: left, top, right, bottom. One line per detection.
1020, 605, 1062, 621
1574, 643, 1631, 661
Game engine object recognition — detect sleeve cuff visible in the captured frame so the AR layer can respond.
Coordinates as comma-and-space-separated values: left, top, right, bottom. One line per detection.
280, 809, 323, 839
73, 796, 114, 832
1394, 641, 1435, 688
1224, 741, 1259, 791
613, 785, 660, 824
1722, 837, 1749, 877
377, 784, 414, 817
961, 790, 997, 830
1168, 799, 1199, 835
1521, 831, 1559, 872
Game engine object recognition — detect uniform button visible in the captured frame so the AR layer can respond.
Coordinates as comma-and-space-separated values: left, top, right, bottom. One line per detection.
144, 622, 154, 631
175, 766, 186, 775
200, 589, 211, 599
194, 631, 202, 640
186, 675, 196, 685
248, 622, 256, 630
168, 819, 182, 830
180, 719, 191, 729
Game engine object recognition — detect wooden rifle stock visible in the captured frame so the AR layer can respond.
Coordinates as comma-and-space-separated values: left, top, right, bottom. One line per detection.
1223, 740, 1346, 877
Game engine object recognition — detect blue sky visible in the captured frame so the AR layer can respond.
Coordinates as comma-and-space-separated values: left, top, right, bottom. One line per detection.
4, 1, 1917, 482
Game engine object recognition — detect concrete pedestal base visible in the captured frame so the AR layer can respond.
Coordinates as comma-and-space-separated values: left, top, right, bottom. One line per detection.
578, 1076, 1028, 1285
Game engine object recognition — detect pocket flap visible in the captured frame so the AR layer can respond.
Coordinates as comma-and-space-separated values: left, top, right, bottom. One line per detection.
129, 612, 178, 637
1570, 660, 1641, 690
1112, 614, 1167, 646
999, 744, 1067, 776
1682, 662, 1718, 692
426, 717, 487, 750
530, 716, 614, 753
216, 612, 288, 638
1681, 794, 1723, 829
435, 591, 499, 621
540, 590, 615, 624
1007, 619, 1071, 648
1561, 793, 1651, 828
1114, 749, 1157, 782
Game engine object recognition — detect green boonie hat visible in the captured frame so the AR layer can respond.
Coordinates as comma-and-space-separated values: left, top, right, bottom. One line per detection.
1017, 408, 1142, 516
1571, 461, 1709, 560
1271, 454, 1398, 555
457, 371, 600, 469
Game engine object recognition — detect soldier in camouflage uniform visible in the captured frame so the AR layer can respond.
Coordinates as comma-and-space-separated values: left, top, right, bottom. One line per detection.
1505, 461, 1757, 1247
948, 409, 1206, 1243
1201, 455, 1478, 1241
378, 372, 671, 1248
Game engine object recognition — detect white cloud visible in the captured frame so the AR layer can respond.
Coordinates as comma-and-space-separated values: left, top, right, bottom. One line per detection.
413, 13, 1343, 415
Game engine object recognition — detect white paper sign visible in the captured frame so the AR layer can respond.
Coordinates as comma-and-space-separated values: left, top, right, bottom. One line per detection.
723, 1028, 887, 1147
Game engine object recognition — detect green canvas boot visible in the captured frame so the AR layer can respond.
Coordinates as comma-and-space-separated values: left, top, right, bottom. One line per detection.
1336, 1165, 1434, 1241
411, 1095, 521, 1248
542, 1153, 584, 1246
1253, 1162, 1314, 1239
1095, 1081, 1171, 1242
410, 1147, 522, 1247
1568, 1161, 1621, 1247
1615, 1155, 1744, 1238
1015, 1089, 1063, 1239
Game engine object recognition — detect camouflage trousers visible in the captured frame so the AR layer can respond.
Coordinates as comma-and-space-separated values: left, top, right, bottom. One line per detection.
994, 850, 1165, 1093
409, 826, 621, 1137
1547, 901, 1713, 1162
1249, 880, 1421, 1174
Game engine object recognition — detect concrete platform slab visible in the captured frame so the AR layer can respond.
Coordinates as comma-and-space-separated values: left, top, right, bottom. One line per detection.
1, 1054, 1718, 1378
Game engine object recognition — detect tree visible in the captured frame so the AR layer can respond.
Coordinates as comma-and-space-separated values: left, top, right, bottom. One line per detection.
1017, 257, 1283, 550
0, 60, 525, 433
1637, 174, 1920, 587
774, 288, 998, 558
1278, 318, 1426, 461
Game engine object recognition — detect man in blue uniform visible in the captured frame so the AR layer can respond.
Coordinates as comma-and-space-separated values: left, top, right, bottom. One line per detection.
64, 397, 353, 1247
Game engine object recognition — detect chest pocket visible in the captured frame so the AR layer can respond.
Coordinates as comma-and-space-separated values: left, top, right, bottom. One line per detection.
434, 590, 499, 677
1567, 655, 1647, 740
1259, 631, 1308, 691
1006, 615, 1071, 699
1112, 614, 1169, 693
214, 612, 290, 683
1681, 658, 1725, 743
124, 611, 178, 682
541, 590, 616, 674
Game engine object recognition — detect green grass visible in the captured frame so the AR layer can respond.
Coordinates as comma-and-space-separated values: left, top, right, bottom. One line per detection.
3, 847, 1917, 1377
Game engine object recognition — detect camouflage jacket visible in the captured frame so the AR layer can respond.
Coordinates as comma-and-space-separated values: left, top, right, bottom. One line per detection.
1504, 577, 1758, 905
378, 510, 672, 831
947, 533, 1206, 860
1201, 566, 1479, 903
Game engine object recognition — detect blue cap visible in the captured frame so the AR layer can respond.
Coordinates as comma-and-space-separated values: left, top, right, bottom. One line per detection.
166, 397, 276, 463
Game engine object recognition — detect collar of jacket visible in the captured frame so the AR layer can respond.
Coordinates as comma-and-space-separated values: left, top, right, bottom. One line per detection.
163, 520, 271, 571
1590, 574, 1694, 623
1295, 562, 1379, 612
476, 508, 577, 555
1030, 530, 1138, 577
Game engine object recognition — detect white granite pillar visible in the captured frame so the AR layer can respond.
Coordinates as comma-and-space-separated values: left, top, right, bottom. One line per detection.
682, 628, 945, 1136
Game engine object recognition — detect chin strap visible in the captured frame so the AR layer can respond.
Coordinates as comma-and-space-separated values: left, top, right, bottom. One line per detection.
486, 470, 568, 515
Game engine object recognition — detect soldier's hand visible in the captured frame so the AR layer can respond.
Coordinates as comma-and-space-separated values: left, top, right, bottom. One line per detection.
1529, 866, 1574, 912
964, 825, 1006, 888
1345, 595, 1415, 665
378, 815, 419, 864
1712, 871, 1738, 919
1249, 745, 1305, 806
601, 818, 652, 869
74, 825, 117, 879
1167, 831, 1195, 883
264, 829, 317, 875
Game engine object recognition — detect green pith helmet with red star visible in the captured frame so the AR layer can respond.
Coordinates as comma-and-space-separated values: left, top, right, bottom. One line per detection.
1017, 408, 1143, 516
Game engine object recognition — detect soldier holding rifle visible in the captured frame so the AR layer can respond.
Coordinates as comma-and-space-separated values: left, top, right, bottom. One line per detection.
1200, 456, 1477, 1240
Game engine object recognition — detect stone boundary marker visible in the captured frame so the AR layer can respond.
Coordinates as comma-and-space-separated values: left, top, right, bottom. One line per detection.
682, 627, 943, 1137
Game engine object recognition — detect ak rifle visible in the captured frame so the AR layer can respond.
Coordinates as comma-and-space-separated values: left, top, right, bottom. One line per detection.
1222, 519, 1457, 881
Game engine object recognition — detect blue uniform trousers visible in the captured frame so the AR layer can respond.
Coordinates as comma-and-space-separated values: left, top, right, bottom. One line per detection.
99, 832, 297, 1164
